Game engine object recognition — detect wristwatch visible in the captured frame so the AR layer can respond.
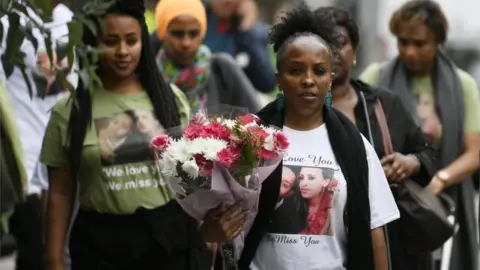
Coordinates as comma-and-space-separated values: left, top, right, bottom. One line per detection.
436, 170, 450, 183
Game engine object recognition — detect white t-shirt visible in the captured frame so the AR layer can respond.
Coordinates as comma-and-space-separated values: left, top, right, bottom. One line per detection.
251, 125, 400, 270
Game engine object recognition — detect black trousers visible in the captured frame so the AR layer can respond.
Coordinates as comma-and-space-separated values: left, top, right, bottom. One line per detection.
69, 200, 212, 270
8, 195, 44, 270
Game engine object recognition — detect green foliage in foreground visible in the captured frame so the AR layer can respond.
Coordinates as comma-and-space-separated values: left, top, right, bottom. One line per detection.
0, 0, 113, 98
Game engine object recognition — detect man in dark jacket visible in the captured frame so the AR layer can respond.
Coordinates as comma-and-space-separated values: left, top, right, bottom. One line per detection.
150, 0, 275, 93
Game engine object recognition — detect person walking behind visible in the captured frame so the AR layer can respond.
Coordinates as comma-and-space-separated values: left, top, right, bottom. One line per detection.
360, 1, 480, 269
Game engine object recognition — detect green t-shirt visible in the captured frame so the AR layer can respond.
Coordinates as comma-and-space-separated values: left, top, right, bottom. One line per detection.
40, 85, 191, 214
359, 63, 480, 133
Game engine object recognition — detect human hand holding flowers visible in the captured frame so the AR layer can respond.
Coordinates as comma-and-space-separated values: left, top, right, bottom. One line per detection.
201, 203, 249, 242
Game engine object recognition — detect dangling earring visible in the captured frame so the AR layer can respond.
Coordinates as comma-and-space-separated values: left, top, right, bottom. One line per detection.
325, 90, 332, 109
353, 59, 357, 67
276, 91, 285, 111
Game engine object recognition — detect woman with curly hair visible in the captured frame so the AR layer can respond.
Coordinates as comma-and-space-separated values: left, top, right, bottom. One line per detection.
237, 3, 400, 270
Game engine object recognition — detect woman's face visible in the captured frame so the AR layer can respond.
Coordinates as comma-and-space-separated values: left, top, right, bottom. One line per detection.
333, 26, 356, 84
136, 110, 162, 135
396, 18, 437, 75
276, 36, 334, 119
298, 167, 327, 199
164, 15, 203, 67
280, 167, 296, 198
98, 14, 142, 79
111, 113, 133, 138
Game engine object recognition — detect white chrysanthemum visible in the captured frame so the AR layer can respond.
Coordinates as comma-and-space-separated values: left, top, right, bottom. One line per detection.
164, 138, 192, 162
160, 155, 178, 177
182, 158, 200, 178
222, 119, 237, 129
191, 137, 228, 160
263, 126, 279, 135
240, 121, 259, 131
263, 133, 275, 151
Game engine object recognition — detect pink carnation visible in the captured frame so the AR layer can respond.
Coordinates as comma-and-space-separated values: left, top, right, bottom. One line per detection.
151, 135, 170, 150
217, 147, 241, 167
184, 122, 231, 141
205, 122, 231, 141
274, 132, 289, 151
199, 161, 214, 177
194, 153, 206, 166
246, 125, 269, 146
237, 114, 259, 125
258, 148, 279, 160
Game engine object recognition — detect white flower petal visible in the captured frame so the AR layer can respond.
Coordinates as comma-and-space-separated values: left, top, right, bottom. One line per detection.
182, 159, 200, 178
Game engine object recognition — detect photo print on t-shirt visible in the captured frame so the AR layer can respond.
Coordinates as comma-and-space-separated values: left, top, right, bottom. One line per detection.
270, 165, 340, 236
94, 109, 165, 166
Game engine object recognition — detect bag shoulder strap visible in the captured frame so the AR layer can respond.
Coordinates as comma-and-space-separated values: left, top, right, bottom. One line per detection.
362, 94, 393, 270
373, 99, 393, 155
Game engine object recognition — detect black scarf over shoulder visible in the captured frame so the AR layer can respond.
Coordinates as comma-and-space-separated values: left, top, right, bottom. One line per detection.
237, 101, 374, 270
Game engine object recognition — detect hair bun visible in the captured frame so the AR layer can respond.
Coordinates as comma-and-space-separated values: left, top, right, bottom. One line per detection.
269, 1, 341, 53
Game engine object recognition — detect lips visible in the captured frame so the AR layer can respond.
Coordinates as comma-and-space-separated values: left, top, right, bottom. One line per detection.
299, 92, 318, 101
114, 60, 131, 70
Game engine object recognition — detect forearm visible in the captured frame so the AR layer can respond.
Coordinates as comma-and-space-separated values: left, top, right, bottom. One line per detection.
41, 189, 49, 217
45, 167, 74, 264
45, 190, 72, 263
371, 227, 389, 270
441, 150, 480, 188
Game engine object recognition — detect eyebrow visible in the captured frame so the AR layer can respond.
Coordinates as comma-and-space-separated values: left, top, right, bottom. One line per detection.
287, 59, 328, 65
105, 32, 138, 37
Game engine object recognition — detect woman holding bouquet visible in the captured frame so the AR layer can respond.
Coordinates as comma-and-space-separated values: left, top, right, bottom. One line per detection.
238, 3, 400, 270
40, 1, 247, 270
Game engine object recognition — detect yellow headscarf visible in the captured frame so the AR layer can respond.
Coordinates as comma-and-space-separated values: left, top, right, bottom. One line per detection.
155, 0, 207, 40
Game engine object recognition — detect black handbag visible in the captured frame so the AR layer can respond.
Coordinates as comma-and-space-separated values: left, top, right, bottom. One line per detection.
372, 97, 455, 254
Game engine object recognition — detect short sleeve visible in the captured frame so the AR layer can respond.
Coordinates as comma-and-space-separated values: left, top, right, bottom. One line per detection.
362, 136, 400, 229
359, 63, 381, 86
458, 70, 480, 133
40, 109, 69, 168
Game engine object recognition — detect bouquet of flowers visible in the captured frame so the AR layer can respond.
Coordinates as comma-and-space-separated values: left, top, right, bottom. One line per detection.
151, 109, 288, 267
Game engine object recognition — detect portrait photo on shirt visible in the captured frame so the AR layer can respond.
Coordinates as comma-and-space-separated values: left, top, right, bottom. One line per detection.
94, 109, 165, 166
269, 165, 340, 236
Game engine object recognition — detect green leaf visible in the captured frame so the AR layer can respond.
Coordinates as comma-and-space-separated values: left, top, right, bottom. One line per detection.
22, 24, 39, 52
66, 43, 75, 73
1, 54, 14, 78
64, 78, 75, 95
0, 0, 10, 11
67, 21, 83, 46
37, 0, 52, 21
5, 12, 22, 57
76, 15, 97, 37
44, 32, 54, 71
